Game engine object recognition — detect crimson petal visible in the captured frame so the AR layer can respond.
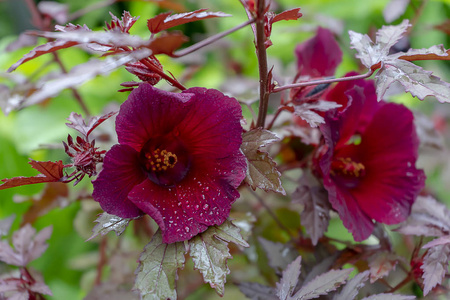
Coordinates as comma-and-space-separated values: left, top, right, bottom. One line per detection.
295, 27, 342, 78
92, 144, 146, 218
116, 84, 194, 152
178, 87, 244, 160
323, 175, 375, 241
354, 103, 425, 224
129, 169, 240, 244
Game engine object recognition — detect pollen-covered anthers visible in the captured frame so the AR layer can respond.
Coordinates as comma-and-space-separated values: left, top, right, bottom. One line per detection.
330, 157, 366, 178
144, 149, 178, 172
63, 134, 106, 185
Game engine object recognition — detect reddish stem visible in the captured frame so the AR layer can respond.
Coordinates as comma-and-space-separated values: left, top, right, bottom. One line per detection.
266, 105, 294, 130
255, 0, 270, 128
95, 237, 108, 285
273, 69, 375, 93
24, 0, 43, 29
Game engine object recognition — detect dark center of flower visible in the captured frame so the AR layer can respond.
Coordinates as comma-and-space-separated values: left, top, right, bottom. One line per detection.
144, 149, 178, 172
139, 133, 191, 187
330, 157, 365, 188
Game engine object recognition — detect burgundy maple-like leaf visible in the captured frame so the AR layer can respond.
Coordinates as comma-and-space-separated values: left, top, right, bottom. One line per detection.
149, 32, 189, 56
276, 256, 302, 300
0, 224, 52, 267
27, 30, 151, 50
0, 160, 65, 190
66, 111, 117, 139
147, 9, 231, 34
8, 40, 80, 72
241, 129, 285, 195
395, 44, 450, 62
368, 252, 400, 283
333, 271, 370, 300
21, 182, 68, 226
237, 282, 278, 300
421, 243, 450, 295
292, 268, 352, 300
21, 49, 151, 108
292, 171, 330, 245
395, 195, 450, 237
272, 8, 302, 23
8, 24, 91, 72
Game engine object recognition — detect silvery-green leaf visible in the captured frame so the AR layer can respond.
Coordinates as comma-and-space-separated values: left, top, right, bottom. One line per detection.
87, 212, 134, 241
241, 129, 285, 195
189, 220, 248, 296
376, 59, 450, 103
134, 230, 186, 300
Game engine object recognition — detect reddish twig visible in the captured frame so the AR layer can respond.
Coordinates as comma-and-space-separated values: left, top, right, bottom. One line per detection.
272, 69, 375, 94
95, 237, 108, 285
255, 0, 270, 128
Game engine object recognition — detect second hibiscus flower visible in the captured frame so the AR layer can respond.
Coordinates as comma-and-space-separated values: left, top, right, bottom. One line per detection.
92, 84, 247, 244
317, 78, 426, 241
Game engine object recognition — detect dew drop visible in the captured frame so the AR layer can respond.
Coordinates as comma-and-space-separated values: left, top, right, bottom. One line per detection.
185, 227, 190, 232
203, 204, 209, 210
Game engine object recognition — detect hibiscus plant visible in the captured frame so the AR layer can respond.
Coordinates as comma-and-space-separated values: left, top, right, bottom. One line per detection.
0, 0, 450, 299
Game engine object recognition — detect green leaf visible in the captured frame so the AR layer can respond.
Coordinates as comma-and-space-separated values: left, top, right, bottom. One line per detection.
87, 212, 134, 241
134, 230, 186, 300
241, 129, 285, 195
189, 220, 249, 296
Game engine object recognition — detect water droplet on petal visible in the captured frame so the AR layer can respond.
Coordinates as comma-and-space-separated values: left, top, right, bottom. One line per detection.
185, 227, 190, 232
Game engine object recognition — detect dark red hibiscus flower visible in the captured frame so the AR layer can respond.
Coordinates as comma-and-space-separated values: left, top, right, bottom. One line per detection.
92, 84, 247, 243
317, 78, 425, 241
